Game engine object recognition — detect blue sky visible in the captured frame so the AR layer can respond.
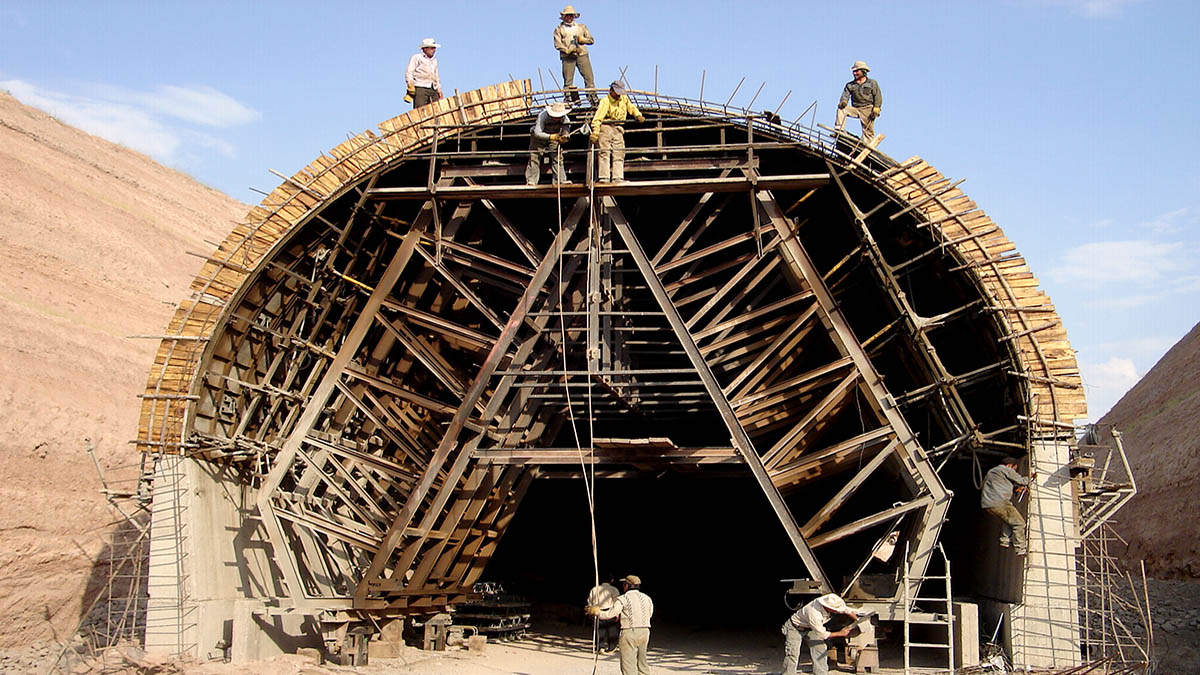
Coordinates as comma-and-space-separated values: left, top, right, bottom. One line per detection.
2, 0, 1197, 422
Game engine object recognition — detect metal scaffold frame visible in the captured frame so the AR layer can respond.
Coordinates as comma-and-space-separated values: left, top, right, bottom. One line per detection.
118, 80, 1126, 670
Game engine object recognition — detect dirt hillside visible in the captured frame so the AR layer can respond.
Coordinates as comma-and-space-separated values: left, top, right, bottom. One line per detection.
1097, 320, 1200, 579
0, 91, 245, 647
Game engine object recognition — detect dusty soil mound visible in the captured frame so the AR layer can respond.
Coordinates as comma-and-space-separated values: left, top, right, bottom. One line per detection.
1097, 320, 1200, 579
0, 91, 245, 647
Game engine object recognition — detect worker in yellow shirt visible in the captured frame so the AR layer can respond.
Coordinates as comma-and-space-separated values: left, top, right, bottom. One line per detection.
589, 81, 645, 182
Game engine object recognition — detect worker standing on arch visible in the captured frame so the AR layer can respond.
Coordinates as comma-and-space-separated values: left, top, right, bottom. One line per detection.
526, 102, 572, 185
553, 5, 598, 105
834, 60, 882, 142
405, 38, 443, 108
589, 81, 644, 183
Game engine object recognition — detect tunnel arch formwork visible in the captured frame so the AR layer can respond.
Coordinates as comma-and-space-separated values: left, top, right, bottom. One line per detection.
137, 80, 1086, 659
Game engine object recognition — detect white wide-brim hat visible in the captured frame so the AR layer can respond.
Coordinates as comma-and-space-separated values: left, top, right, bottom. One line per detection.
418, 38, 441, 49
817, 593, 848, 612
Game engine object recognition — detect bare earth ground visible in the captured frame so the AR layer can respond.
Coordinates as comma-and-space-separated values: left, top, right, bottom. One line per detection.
4, 579, 1200, 674
1099, 321, 1200, 580
0, 91, 244, 648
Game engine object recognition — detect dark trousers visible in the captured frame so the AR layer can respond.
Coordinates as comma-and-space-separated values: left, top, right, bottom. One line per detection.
595, 617, 619, 651
413, 86, 438, 108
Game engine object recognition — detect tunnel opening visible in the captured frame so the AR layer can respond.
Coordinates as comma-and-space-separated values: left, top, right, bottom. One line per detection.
486, 474, 805, 630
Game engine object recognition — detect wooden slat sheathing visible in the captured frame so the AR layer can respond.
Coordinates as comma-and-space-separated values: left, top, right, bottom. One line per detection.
882, 158, 1087, 428
136, 80, 534, 453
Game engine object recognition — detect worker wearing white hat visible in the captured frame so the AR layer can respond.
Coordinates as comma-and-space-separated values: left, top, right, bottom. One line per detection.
782, 593, 862, 675
834, 60, 882, 142
588, 81, 645, 182
405, 38, 443, 108
526, 102, 572, 185
553, 6, 598, 105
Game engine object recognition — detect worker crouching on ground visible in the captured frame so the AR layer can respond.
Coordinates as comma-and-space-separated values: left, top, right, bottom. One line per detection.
782, 593, 862, 675
586, 574, 654, 675
589, 81, 644, 183
405, 38, 443, 108
586, 575, 620, 653
981, 456, 1035, 555
554, 5, 598, 105
526, 102, 572, 185
834, 60, 881, 142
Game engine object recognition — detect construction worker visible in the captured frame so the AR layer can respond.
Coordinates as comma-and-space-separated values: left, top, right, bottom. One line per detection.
586, 574, 653, 675
526, 102, 572, 185
981, 456, 1035, 555
553, 6, 598, 105
405, 38, 443, 108
835, 60, 882, 142
589, 81, 644, 183
782, 593, 862, 675
586, 576, 620, 653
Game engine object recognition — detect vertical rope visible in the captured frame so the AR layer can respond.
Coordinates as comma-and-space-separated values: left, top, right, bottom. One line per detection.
551, 145, 602, 669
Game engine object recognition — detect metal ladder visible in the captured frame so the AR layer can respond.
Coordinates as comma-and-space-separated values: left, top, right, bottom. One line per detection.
902, 542, 955, 673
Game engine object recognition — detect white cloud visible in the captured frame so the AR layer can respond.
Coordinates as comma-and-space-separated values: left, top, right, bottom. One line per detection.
1040, 0, 1147, 18
1092, 335, 1179, 360
0, 78, 257, 163
1050, 240, 1189, 285
1, 79, 179, 157
1078, 356, 1141, 420
1140, 207, 1196, 236
98, 84, 260, 128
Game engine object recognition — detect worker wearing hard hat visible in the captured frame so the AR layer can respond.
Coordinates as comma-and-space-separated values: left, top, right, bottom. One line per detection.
782, 593, 862, 675
834, 60, 882, 142
553, 5, 598, 106
526, 102, 573, 185
586, 574, 654, 675
589, 81, 645, 183
405, 38, 443, 108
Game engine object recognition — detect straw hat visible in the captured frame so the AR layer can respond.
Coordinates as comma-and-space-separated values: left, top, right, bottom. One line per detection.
546, 102, 568, 118
622, 574, 641, 586
418, 38, 441, 50
851, 60, 870, 72
561, 5, 580, 17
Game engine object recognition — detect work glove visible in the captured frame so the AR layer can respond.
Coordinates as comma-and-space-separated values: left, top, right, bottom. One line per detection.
584, 605, 600, 617
589, 132, 600, 144
404, 86, 415, 104
552, 133, 567, 143
838, 101, 847, 109
635, 115, 645, 123
872, 106, 881, 119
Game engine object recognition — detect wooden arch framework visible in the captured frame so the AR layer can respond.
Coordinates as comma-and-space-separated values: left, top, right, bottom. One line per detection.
137, 80, 1086, 617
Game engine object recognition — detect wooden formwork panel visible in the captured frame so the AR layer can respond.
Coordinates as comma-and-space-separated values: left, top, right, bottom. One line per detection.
136, 80, 535, 452
885, 158, 1087, 426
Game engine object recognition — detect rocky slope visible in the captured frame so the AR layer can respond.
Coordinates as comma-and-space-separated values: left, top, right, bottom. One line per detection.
1098, 320, 1200, 579
0, 91, 245, 647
